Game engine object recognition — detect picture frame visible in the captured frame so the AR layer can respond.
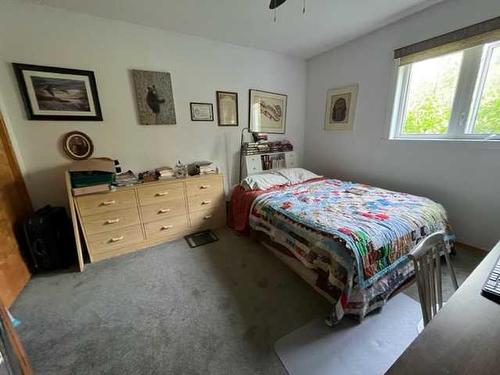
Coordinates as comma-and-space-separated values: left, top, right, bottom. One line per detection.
324, 84, 358, 131
190, 102, 214, 121
12, 63, 102, 121
62, 131, 94, 160
249, 89, 287, 134
132, 69, 177, 125
216, 91, 238, 126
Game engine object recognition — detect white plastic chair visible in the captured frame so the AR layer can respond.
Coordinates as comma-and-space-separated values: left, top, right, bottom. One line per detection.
408, 231, 458, 326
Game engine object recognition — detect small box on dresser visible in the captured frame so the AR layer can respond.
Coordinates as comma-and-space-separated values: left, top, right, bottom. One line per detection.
66, 172, 226, 270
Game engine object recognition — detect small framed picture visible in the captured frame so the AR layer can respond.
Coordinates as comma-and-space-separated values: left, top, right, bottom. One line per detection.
249, 89, 287, 134
325, 84, 358, 131
216, 91, 238, 126
12, 63, 102, 121
190, 102, 214, 121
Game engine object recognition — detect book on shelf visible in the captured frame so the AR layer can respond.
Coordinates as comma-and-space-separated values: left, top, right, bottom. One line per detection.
72, 183, 111, 196
241, 140, 293, 156
114, 170, 138, 187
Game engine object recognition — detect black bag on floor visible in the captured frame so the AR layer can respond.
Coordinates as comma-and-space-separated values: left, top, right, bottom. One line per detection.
21, 205, 75, 272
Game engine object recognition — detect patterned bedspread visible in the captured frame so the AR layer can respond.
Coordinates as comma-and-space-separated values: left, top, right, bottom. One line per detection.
249, 178, 450, 323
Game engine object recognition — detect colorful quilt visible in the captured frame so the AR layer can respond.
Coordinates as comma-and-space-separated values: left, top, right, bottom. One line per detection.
249, 178, 450, 323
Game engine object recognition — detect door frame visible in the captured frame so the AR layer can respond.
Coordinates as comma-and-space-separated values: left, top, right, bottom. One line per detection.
0, 112, 32, 213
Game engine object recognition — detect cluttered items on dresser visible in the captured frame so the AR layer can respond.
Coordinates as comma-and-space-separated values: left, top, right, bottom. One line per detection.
66, 158, 225, 271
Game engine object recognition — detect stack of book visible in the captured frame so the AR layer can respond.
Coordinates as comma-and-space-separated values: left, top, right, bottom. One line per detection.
156, 166, 175, 180
242, 141, 293, 156
199, 162, 217, 175
72, 183, 111, 196
242, 142, 260, 155
281, 140, 293, 152
70, 158, 116, 196
114, 170, 138, 187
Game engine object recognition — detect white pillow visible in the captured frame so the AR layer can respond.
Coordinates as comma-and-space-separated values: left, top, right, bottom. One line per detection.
276, 168, 322, 184
241, 173, 289, 191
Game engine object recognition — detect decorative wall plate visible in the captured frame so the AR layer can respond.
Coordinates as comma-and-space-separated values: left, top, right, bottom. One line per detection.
62, 131, 94, 160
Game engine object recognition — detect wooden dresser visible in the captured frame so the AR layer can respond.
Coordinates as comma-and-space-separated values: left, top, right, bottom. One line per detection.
66, 173, 226, 271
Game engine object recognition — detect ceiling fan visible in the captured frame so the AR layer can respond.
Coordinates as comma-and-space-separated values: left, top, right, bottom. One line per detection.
269, 0, 306, 22
269, 0, 288, 9
269, 0, 306, 21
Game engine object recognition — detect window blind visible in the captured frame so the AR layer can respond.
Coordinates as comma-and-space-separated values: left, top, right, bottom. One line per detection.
394, 16, 500, 65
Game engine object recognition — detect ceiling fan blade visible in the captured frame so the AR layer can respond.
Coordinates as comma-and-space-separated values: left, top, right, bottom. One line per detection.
269, 0, 288, 10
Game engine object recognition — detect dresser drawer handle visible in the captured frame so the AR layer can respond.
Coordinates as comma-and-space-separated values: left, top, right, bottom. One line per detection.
158, 208, 171, 214
156, 192, 169, 196
109, 236, 124, 243
101, 200, 116, 206
200, 185, 210, 190
105, 218, 120, 224
201, 200, 212, 205
161, 225, 174, 231
203, 215, 213, 220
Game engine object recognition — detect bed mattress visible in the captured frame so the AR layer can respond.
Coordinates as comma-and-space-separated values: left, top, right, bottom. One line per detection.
229, 178, 451, 323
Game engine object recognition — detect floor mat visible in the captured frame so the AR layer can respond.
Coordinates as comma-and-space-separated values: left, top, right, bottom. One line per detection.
184, 230, 218, 248
274, 293, 422, 375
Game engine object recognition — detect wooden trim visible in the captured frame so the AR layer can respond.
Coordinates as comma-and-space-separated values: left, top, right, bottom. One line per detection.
65, 171, 85, 271
0, 299, 32, 374
0, 113, 32, 213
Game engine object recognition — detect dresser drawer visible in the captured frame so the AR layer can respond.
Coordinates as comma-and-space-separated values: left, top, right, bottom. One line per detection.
186, 175, 223, 197
189, 208, 225, 231
138, 183, 184, 206
144, 215, 188, 241
140, 199, 187, 223
87, 225, 144, 254
187, 192, 224, 213
82, 207, 140, 235
76, 190, 137, 217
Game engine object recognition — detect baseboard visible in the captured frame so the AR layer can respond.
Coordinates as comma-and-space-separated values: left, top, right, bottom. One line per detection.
455, 241, 488, 253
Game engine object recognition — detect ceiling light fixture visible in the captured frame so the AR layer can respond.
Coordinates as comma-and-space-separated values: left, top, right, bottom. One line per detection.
270, 0, 306, 22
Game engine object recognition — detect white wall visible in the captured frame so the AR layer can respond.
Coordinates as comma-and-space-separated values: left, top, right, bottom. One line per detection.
305, 0, 500, 250
0, 0, 306, 208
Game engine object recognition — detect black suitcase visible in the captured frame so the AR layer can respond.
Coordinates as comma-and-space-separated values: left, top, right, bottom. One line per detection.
21, 205, 76, 272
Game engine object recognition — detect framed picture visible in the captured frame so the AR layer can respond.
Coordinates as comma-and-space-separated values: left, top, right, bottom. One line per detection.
249, 89, 287, 134
62, 131, 94, 160
132, 70, 176, 125
12, 63, 102, 121
190, 103, 214, 121
324, 84, 358, 131
216, 91, 238, 126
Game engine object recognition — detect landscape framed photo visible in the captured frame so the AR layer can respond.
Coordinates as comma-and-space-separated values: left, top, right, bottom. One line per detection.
216, 91, 238, 126
324, 84, 358, 131
249, 89, 287, 134
190, 102, 214, 121
132, 69, 177, 125
13, 63, 102, 121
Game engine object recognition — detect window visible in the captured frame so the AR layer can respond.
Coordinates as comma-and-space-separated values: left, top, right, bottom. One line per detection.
391, 40, 500, 140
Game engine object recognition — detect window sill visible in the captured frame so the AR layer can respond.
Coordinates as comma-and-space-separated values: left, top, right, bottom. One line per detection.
385, 136, 500, 149
390, 136, 500, 142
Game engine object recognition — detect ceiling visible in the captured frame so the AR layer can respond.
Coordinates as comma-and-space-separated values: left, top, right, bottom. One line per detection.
27, 0, 442, 59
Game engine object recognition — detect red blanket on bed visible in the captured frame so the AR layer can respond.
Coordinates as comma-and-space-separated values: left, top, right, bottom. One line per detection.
228, 179, 326, 234
227, 185, 263, 234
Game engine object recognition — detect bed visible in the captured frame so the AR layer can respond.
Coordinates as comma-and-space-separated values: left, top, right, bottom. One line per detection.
228, 170, 451, 325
